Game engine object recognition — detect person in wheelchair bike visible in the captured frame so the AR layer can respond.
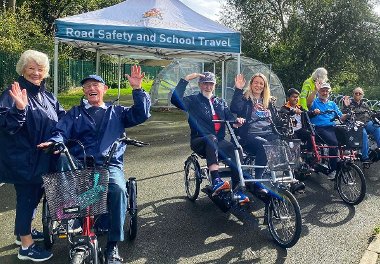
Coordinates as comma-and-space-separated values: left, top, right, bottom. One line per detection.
308, 82, 349, 180
281, 88, 320, 148
170, 72, 249, 204
342, 87, 380, 162
230, 73, 280, 180
38, 66, 151, 264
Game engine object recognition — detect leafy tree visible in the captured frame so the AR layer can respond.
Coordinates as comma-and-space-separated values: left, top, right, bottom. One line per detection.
220, 0, 380, 99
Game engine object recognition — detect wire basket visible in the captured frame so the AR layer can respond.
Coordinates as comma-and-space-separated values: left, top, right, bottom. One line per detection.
42, 167, 109, 221
263, 140, 301, 171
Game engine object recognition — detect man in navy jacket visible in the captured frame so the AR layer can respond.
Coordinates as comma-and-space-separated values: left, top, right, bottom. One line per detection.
39, 65, 150, 264
171, 72, 249, 205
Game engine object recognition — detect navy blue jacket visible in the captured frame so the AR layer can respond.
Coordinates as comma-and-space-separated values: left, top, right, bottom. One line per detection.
49, 89, 151, 169
171, 78, 235, 140
0, 76, 66, 184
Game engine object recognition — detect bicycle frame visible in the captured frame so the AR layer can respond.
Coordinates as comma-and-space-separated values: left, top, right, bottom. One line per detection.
212, 120, 298, 191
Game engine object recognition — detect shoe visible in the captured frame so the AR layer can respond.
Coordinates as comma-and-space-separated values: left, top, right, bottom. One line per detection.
290, 182, 306, 193
67, 219, 82, 234
212, 178, 230, 196
327, 170, 336, 180
15, 228, 44, 246
234, 191, 250, 205
105, 244, 123, 264
18, 243, 53, 262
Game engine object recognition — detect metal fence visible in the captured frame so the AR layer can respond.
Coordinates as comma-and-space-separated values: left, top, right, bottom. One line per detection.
0, 51, 161, 93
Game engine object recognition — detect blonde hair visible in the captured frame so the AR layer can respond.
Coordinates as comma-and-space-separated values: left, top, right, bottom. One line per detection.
16, 50, 50, 78
243, 73, 271, 108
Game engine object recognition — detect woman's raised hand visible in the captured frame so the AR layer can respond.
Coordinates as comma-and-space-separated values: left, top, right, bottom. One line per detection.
9, 82, 28, 110
234, 74, 246, 90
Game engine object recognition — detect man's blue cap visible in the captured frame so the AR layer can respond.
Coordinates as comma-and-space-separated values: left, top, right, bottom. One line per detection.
80, 75, 105, 86
199, 72, 216, 84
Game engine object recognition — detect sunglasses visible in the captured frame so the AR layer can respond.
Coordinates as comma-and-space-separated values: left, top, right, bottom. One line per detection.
354, 92, 363, 96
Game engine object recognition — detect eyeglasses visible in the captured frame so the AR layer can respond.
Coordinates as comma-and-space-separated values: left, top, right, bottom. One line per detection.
354, 92, 363, 96
83, 82, 101, 89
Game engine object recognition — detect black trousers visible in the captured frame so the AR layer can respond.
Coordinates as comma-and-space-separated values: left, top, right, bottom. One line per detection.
14, 183, 44, 236
191, 135, 240, 187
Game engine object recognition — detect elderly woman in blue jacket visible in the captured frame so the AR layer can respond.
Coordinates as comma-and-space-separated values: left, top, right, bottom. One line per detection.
38, 65, 150, 264
0, 50, 66, 262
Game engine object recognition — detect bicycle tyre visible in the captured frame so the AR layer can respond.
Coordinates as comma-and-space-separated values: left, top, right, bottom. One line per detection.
70, 250, 86, 264
92, 240, 100, 264
265, 189, 302, 248
42, 195, 54, 250
128, 178, 138, 240
184, 155, 201, 201
336, 163, 366, 205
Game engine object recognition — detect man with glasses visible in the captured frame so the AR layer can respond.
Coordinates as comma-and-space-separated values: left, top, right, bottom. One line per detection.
343, 87, 380, 162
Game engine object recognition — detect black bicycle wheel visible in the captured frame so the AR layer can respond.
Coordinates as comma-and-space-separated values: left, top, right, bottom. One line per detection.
265, 189, 302, 248
128, 178, 138, 240
336, 163, 366, 205
70, 250, 86, 264
42, 195, 54, 250
184, 155, 201, 201
91, 240, 99, 264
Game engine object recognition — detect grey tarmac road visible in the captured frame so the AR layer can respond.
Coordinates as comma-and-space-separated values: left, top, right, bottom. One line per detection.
0, 110, 379, 264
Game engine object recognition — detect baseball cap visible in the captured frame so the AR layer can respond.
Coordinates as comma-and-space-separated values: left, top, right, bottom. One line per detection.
80, 75, 105, 86
198, 72, 216, 84
320, 82, 331, 89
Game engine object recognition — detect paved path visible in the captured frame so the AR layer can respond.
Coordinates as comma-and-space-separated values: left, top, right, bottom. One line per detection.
0, 110, 379, 263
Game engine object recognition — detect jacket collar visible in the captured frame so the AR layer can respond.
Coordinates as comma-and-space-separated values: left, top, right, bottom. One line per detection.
17, 76, 46, 96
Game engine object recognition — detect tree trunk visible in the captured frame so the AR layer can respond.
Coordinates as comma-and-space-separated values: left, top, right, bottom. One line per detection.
7, 0, 16, 12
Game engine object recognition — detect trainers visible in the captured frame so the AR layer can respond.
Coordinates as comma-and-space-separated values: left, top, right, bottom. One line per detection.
15, 228, 44, 246
327, 170, 336, 180
67, 219, 82, 234
234, 191, 250, 205
105, 244, 123, 264
212, 178, 230, 196
18, 243, 53, 262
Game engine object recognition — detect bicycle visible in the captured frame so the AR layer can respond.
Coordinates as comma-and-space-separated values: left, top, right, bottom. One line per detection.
294, 110, 366, 205
184, 120, 302, 248
41, 136, 148, 263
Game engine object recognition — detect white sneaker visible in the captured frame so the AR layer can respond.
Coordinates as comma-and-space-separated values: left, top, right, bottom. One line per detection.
67, 219, 82, 234
326, 170, 336, 180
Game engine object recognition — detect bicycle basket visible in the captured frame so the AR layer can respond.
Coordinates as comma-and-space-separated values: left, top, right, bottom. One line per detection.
42, 167, 109, 221
263, 140, 301, 171
335, 125, 362, 149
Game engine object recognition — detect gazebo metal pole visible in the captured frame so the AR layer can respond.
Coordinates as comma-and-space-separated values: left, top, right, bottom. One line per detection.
221, 60, 225, 100
53, 38, 59, 97
117, 55, 121, 105
96, 50, 100, 74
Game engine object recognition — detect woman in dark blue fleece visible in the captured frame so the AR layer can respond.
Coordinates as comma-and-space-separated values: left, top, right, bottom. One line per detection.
0, 50, 65, 262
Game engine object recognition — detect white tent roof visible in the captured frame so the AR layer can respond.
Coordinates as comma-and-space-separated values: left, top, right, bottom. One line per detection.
55, 0, 241, 62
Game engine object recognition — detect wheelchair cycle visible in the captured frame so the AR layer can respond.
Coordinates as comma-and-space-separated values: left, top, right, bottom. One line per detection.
41, 136, 148, 263
184, 120, 302, 248
294, 110, 366, 205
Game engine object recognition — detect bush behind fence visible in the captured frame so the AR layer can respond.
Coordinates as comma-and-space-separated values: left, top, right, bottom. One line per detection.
0, 51, 161, 93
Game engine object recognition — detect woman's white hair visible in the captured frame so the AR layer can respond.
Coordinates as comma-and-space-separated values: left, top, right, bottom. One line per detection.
16, 50, 50, 78
311, 67, 328, 83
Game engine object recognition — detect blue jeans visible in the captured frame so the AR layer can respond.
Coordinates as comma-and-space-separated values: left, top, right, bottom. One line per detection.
361, 121, 380, 159
57, 155, 127, 242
